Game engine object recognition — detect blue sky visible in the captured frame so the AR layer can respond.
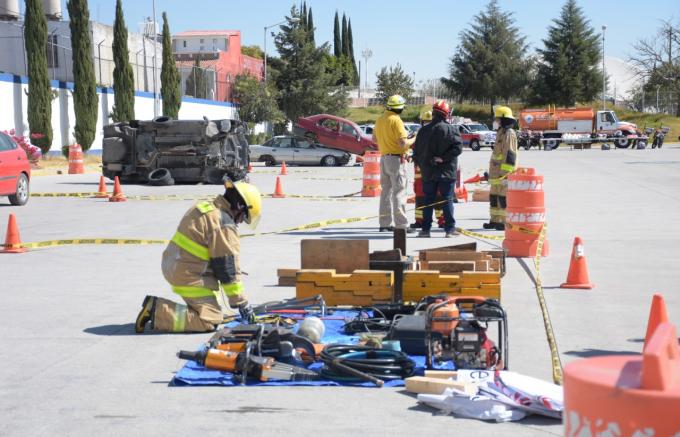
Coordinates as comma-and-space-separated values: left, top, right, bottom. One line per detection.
57, 0, 679, 87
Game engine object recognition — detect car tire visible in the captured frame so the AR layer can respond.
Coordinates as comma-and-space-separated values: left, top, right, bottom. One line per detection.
321, 155, 337, 167
614, 138, 632, 148
8, 173, 29, 206
469, 140, 481, 151
148, 168, 174, 186
261, 155, 276, 167
543, 139, 559, 150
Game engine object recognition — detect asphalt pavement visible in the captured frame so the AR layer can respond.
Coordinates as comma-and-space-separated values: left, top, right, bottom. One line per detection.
1, 144, 679, 436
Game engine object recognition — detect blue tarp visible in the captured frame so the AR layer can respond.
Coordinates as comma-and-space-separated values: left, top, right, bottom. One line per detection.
172, 311, 451, 388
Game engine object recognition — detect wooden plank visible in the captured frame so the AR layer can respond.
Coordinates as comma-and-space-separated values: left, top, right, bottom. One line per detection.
277, 277, 297, 287
461, 271, 501, 287
425, 261, 476, 273
370, 249, 402, 262
393, 228, 406, 256
424, 370, 458, 379
420, 243, 477, 254
489, 258, 501, 271
301, 240, 369, 274
421, 251, 488, 262
277, 268, 299, 278
474, 260, 489, 271
404, 376, 477, 395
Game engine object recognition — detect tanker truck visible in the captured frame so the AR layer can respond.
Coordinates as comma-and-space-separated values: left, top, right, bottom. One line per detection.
518, 107, 646, 149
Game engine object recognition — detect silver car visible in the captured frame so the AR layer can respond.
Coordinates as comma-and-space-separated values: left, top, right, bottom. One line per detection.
249, 136, 351, 167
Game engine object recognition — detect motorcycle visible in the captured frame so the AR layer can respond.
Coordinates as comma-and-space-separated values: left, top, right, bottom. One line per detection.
518, 130, 543, 150
651, 127, 669, 149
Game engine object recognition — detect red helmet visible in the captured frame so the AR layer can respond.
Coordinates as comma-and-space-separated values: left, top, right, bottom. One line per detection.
433, 100, 450, 117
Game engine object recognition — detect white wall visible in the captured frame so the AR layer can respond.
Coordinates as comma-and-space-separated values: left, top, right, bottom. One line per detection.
0, 72, 238, 151
173, 35, 228, 54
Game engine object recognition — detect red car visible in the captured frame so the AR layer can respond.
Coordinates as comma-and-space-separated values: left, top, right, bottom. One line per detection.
294, 114, 377, 155
0, 132, 31, 206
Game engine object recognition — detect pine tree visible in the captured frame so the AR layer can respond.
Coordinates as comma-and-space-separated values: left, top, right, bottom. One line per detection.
442, 0, 528, 115
67, 0, 98, 151
532, 0, 603, 106
333, 11, 341, 57
274, 6, 348, 122
347, 18, 358, 85
307, 7, 315, 45
24, 0, 52, 154
111, 0, 135, 122
185, 57, 207, 99
341, 14, 349, 57
161, 12, 181, 118
375, 64, 414, 101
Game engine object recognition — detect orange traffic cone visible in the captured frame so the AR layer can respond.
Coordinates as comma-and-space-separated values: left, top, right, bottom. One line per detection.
464, 174, 483, 184
247, 163, 253, 172
272, 176, 285, 198
644, 294, 669, 349
95, 175, 109, 198
1, 213, 26, 253
560, 236, 593, 289
280, 161, 288, 175
109, 176, 127, 202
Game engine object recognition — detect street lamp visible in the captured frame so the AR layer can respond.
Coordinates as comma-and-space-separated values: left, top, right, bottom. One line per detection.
361, 49, 372, 106
601, 25, 606, 111
263, 17, 299, 84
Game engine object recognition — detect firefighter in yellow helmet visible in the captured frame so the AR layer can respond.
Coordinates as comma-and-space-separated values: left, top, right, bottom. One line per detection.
135, 179, 262, 333
483, 106, 518, 231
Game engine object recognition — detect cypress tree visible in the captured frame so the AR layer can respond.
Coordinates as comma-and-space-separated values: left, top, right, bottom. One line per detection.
341, 14, 349, 57
24, 0, 52, 154
532, 0, 603, 106
300, 2, 307, 30
111, 0, 135, 122
161, 12, 181, 118
347, 18, 358, 85
307, 7, 315, 45
333, 11, 341, 57
67, 0, 98, 151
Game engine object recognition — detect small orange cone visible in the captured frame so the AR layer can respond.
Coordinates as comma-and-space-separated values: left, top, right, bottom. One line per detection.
248, 163, 253, 172
95, 175, 109, 198
560, 236, 593, 289
644, 294, 669, 349
1, 213, 26, 253
272, 176, 285, 198
280, 161, 288, 175
109, 176, 127, 202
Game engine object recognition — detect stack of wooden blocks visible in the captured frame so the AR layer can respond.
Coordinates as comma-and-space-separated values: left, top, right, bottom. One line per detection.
296, 269, 393, 306
402, 271, 501, 301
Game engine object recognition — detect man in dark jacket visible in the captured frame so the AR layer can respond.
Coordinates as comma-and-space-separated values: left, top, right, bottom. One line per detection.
413, 100, 463, 238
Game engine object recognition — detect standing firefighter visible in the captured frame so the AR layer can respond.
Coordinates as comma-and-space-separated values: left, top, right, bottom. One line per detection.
483, 106, 518, 231
135, 180, 262, 333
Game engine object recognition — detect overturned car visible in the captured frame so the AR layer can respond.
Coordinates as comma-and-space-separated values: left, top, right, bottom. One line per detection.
102, 117, 250, 185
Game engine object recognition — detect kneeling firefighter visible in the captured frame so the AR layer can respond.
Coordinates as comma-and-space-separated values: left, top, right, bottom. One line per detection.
484, 106, 518, 231
135, 179, 262, 333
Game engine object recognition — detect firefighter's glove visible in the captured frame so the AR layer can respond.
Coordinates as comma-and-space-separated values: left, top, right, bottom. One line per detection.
238, 303, 256, 324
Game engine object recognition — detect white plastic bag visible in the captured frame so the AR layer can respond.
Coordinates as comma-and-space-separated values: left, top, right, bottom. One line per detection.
417, 388, 527, 423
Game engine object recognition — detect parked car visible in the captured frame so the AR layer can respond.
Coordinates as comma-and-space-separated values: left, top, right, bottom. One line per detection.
454, 123, 496, 151
250, 136, 351, 167
358, 124, 374, 135
0, 132, 31, 206
294, 114, 377, 155
403, 122, 421, 136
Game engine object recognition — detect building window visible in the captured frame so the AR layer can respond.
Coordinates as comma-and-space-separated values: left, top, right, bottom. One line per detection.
212, 38, 217, 44
46, 34, 58, 68
200, 38, 204, 43
183, 40, 187, 48
200, 45, 204, 51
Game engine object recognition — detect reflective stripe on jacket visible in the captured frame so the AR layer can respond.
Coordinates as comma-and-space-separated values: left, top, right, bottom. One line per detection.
489, 127, 518, 178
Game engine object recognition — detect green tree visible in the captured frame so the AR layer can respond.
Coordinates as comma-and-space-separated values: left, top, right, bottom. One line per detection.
341, 14, 348, 57
111, 0, 135, 122
233, 74, 283, 125
185, 57, 207, 99
273, 6, 348, 122
325, 53, 354, 87
67, 0, 98, 151
161, 12, 181, 118
442, 0, 528, 115
24, 0, 52, 154
333, 11, 341, 57
347, 18, 358, 84
241, 45, 264, 59
375, 63, 414, 101
307, 7, 315, 45
300, 2, 307, 31
531, 0, 603, 106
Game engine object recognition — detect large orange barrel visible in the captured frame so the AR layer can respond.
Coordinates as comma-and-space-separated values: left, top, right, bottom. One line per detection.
361, 151, 381, 197
68, 143, 84, 174
564, 297, 680, 436
503, 167, 549, 257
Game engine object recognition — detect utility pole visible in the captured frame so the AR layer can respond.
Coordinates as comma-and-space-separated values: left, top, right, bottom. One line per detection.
358, 60, 361, 99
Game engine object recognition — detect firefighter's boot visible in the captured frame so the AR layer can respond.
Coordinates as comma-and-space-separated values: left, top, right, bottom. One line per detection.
135, 295, 156, 333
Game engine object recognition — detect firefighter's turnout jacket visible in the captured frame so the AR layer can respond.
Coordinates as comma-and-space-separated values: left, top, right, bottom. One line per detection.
488, 127, 518, 224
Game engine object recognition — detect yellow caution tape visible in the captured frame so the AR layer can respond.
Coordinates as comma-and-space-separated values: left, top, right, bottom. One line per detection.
31, 192, 366, 202
505, 222, 542, 236
31, 192, 100, 198
455, 228, 505, 241
18, 238, 170, 249
532, 224, 563, 385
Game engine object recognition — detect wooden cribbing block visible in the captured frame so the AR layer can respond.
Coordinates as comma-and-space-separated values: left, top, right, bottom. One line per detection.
301, 240, 369, 273
460, 284, 501, 299
489, 258, 500, 271
461, 271, 501, 287
421, 261, 476, 273
421, 251, 488, 262
474, 260, 490, 271
404, 376, 477, 395
278, 277, 297, 287
424, 370, 458, 379
277, 268, 299, 278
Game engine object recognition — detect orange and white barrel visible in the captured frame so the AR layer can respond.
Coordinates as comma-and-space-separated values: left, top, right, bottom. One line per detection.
503, 167, 549, 257
68, 143, 85, 174
361, 151, 381, 197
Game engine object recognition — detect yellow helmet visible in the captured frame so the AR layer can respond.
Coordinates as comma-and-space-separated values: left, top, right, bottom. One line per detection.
494, 106, 514, 119
420, 110, 433, 122
225, 180, 262, 228
386, 95, 406, 110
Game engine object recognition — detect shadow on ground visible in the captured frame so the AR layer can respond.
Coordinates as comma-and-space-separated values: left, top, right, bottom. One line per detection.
564, 349, 639, 358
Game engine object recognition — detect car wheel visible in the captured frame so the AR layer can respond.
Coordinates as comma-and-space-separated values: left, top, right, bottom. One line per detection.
261, 155, 276, 167
8, 173, 29, 206
469, 140, 481, 151
148, 168, 175, 186
614, 138, 632, 148
305, 132, 318, 143
321, 155, 337, 167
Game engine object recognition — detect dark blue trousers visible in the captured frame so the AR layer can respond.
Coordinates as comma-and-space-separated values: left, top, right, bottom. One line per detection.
422, 178, 455, 232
